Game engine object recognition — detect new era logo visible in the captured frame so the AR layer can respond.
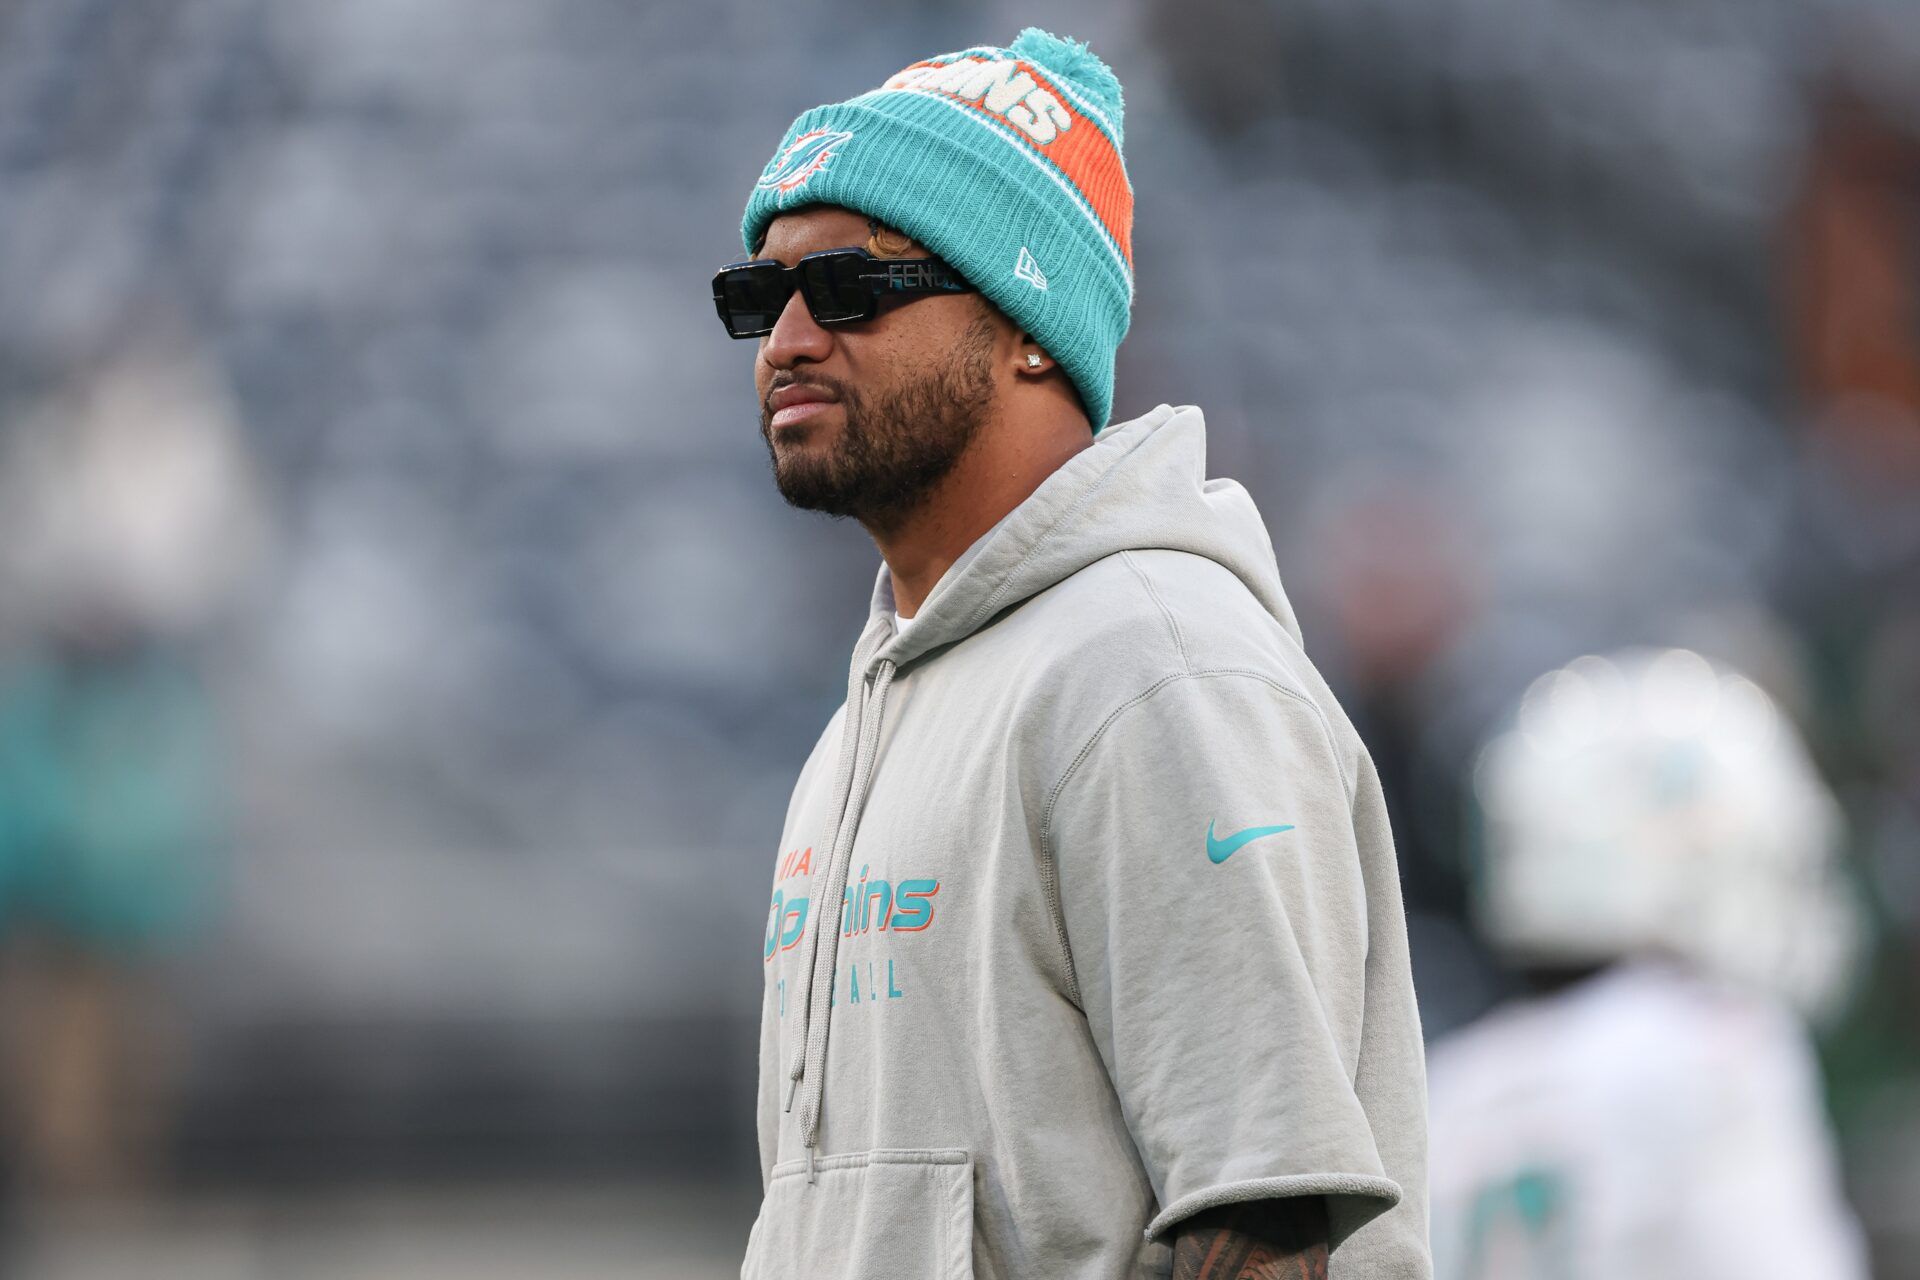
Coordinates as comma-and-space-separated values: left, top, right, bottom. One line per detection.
1014, 246, 1049, 291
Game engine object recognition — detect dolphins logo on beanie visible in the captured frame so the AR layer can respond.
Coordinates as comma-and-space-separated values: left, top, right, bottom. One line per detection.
740, 28, 1134, 435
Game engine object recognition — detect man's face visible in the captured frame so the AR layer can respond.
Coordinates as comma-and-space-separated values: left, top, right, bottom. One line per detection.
752, 206, 1002, 532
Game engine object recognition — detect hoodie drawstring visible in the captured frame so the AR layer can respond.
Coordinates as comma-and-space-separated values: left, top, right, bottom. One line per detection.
783, 620, 899, 1182
782, 652, 869, 1116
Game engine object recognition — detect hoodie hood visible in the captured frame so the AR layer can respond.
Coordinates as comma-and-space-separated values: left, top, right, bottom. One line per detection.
871, 402, 1301, 668
783, 401, 1304, 1171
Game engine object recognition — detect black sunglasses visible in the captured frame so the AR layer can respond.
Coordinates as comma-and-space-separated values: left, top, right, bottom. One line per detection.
711, 246, 977, 338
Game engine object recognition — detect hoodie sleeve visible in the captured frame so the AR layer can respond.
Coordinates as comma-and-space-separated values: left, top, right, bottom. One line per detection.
1044, 669, 1405, 1246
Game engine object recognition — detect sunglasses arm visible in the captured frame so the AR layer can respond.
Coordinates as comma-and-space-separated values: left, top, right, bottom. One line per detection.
859, 260, 975, 294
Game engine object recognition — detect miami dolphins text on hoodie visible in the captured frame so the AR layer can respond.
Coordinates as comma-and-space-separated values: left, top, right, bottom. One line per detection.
742, 402, 1432, 1280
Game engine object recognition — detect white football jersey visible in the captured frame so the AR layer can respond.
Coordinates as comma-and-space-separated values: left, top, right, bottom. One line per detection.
1426, 960, 1868, 1280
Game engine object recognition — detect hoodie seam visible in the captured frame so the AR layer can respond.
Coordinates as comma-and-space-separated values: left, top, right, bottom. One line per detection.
1039, 668, 1350, 1009
1121, 550, 1189, 674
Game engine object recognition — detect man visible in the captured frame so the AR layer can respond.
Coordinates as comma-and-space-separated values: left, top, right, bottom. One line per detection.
1427, 648, 1869, 1279
714, 27, 1430, 1279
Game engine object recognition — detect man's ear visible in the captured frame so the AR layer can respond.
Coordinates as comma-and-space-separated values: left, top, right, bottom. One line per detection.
1016, 331, 1052, 373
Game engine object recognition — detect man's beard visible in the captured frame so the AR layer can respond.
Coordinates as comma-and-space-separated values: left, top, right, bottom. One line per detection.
761, 313, 997, 533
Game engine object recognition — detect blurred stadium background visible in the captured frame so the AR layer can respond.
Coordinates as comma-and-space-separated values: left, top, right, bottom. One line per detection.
0, 0, 1916, 1275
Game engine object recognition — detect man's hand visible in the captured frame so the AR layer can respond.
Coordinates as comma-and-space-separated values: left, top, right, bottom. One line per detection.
1171, 1195, 1329, 1280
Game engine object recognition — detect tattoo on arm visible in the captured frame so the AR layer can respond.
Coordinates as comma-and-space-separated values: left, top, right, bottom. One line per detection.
1171, 1195, 1329, 1280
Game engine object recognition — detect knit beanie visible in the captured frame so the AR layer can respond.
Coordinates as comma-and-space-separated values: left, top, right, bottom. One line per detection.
739, 28, 1134, 435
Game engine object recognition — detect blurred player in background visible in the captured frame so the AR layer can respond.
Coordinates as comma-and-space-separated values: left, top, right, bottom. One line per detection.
0, 326, 260, 1208
1427, 647, 1870, 1279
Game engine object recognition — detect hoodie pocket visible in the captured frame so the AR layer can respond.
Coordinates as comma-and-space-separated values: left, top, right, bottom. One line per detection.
742, 1148, 974, 1280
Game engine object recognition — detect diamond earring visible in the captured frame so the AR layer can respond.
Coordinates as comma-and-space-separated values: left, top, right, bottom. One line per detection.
1026, 354, 1042, 368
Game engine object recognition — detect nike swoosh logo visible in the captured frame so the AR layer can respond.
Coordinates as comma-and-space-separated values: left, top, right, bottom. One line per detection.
1207, 820, 1297, 864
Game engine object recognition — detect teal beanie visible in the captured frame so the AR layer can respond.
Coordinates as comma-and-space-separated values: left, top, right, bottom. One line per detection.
739, 28, 1134, 434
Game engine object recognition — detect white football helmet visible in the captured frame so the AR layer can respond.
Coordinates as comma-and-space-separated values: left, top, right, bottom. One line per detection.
1470, 647, 1862, 1022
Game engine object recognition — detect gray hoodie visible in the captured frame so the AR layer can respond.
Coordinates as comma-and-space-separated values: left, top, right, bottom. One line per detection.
743, 402, 1431, 1279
